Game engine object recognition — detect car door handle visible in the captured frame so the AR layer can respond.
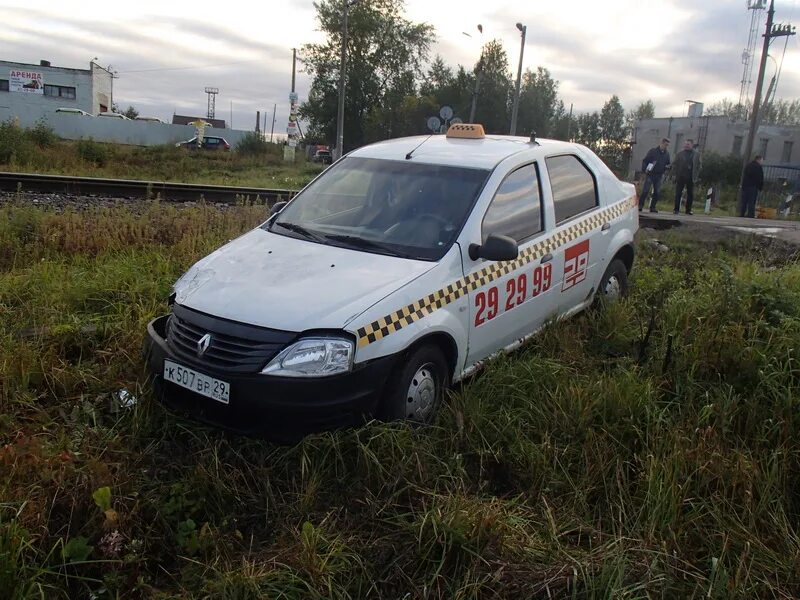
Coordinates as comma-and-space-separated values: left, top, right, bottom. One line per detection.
540, 253, 553, 264
601, 222, 611, 231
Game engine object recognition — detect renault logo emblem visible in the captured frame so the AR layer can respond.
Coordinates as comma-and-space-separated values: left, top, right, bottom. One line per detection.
196, 333, 212, 358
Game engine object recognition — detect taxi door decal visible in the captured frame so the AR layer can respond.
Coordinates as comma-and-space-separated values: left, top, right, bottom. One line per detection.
562, 240, 590, 291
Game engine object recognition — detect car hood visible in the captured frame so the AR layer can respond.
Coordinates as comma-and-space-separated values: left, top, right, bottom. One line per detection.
174, 228, 437, 332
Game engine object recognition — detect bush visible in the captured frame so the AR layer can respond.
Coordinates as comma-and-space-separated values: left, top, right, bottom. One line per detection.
28, 119, 58, 148
235, 132, 275, 156
0, 119, 35, 165
700, 150, 741, 186
77, 138, 108, 167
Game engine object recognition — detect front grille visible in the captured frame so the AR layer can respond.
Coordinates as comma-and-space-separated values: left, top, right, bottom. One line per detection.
166, 304, 296, 374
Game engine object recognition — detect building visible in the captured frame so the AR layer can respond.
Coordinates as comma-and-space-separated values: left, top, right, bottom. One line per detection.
172, 114, 227, 129
0, 59, 113, 120
630, 115, 799, 177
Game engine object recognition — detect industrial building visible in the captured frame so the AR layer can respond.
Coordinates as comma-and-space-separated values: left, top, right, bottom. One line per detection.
0, 59, 113, 121
631, 115, 799, 178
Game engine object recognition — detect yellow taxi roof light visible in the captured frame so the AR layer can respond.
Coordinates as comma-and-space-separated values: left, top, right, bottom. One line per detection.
446, 123, 485, 139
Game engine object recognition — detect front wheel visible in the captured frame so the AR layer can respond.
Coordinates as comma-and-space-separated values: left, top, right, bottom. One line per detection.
597, 259, 629, 304
382, 345, 450, 424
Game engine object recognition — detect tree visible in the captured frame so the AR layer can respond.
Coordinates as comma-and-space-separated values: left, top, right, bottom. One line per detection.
707, 97, 800, 125
625, 99, 655, 130
472, 39, 511, 134
599, 95, 627, 172
300, 0, 434, 151
123, 106, 139, 119
575, 112, 601, 150
515, 67, 560, 138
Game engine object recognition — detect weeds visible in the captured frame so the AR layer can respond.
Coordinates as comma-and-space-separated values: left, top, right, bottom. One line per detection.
1, 206, 800, 597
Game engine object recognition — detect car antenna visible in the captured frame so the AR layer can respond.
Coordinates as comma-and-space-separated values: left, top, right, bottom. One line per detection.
529, 131, 539, 145
405, 135, 433, 160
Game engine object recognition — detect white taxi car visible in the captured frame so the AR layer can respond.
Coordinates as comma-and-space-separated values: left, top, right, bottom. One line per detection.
145, 124, 638, 439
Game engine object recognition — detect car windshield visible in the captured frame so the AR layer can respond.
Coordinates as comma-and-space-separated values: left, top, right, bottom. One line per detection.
267, 157, 490, 261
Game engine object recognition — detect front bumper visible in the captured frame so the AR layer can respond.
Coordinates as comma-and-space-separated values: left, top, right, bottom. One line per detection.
144, 315, 397, 440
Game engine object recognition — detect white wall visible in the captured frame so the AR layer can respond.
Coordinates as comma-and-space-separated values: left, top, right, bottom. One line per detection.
0, 104, 253, 147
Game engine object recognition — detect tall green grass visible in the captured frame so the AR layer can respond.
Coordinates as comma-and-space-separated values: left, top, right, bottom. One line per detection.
0, 119, 322, 189
1, 203, 800, 598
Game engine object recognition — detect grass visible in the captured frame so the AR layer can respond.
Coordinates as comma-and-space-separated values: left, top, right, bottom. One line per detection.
2, 199, 800, 598
0, 120, 323, 189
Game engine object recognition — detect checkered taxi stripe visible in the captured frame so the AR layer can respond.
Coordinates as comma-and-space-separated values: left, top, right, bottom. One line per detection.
356, 198, 632, 347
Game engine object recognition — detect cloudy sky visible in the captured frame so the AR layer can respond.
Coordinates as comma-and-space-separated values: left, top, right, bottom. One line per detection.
4, 0, 799, 132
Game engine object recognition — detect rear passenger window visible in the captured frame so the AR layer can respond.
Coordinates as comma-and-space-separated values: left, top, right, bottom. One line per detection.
546, 155, 598, 224
482, 164, 542, 243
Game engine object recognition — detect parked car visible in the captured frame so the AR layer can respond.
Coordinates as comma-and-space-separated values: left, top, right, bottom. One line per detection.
312, 150, 333, 164
176, 136, 231, 151
55, 108, 92, 116
145, 124, 638, 440
97, 112, 130, 120
134, 116, 164, 123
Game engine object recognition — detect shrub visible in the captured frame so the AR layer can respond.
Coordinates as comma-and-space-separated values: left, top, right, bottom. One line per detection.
28, 119, 58, 148
235, 132, 274, 156
76, 138, 108, 167
700, 150, 742, 186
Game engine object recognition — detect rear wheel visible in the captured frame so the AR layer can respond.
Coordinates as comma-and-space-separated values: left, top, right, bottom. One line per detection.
382, 345, 450, 424
597, 259, 629, 304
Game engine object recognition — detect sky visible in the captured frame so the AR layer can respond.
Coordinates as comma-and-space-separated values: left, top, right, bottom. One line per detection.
3, 0, 799, 134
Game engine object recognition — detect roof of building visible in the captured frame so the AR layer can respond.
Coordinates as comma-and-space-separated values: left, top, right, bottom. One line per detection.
0, 59, 95, 74
172, 114, 227, 128
349, 134, 577, 169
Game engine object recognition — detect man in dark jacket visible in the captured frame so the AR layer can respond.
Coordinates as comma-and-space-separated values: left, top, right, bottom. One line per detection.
740, 155, 764, 218
672, 138, 697, 215
639, 138, 671, 212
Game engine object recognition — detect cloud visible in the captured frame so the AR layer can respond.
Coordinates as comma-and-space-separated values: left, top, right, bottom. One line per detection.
2, 0, 798, 138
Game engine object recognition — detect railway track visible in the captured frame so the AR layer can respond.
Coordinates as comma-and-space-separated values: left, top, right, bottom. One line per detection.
0, 172, 298, 204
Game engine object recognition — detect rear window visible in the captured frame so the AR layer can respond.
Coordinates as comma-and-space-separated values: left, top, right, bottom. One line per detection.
546, 154, 598, 224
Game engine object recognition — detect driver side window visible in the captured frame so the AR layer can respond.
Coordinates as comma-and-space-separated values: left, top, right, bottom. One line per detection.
481, 163, 542, 243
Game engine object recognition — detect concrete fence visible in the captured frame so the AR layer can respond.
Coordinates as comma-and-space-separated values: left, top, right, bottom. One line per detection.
0, 104, 253, 148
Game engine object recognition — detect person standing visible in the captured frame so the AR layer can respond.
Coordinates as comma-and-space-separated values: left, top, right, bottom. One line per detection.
672, 138, 697, 215
740, 155, 764, 218
639, 138, 671, 213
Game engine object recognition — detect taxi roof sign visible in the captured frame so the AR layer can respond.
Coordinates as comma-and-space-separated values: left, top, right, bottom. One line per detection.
446, 123, 485, 139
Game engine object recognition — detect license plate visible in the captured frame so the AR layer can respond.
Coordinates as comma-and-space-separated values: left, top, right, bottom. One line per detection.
163, 359, 230, 404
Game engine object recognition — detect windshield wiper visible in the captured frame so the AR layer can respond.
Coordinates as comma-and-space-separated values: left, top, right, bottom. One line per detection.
323, 234, 419, 259
272, 221, 326, 243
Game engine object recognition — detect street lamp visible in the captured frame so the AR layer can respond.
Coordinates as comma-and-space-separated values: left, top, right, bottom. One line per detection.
509, 22, 526, 136
334, 0, 359, 161
463, 24, 483, 123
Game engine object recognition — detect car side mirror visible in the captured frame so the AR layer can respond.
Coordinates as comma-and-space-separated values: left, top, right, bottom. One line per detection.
270, 201, 287, 216
468, 234, 518, 261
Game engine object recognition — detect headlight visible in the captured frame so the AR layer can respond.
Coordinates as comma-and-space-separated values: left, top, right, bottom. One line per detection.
261, 337, 354, 377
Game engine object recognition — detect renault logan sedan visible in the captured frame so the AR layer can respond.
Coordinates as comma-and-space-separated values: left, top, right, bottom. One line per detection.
145, 124, 638, 439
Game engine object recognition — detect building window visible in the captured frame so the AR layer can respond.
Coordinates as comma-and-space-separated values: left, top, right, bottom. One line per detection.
546, 155, 599, 224
482, 164, 543, 243
0, 79, 8, 92
782, 141, 793, 163
44, 84, 77, 100
759, 138, 769, 160
732, 135, 743, 157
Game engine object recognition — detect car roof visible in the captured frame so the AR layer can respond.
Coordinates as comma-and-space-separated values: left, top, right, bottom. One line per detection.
348, 134, 581, 170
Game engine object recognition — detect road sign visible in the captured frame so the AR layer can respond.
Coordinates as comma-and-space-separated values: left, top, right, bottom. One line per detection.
440, 105, 454, 120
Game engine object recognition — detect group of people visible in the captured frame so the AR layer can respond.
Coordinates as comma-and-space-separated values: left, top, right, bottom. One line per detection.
637, 138, 765, 218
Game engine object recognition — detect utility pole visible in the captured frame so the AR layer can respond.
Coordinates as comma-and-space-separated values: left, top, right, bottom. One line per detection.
464, 24, 483, 123
741, 0, 795, 175
270, 103, 276, 143
566, 102, 573, 140
335, 1, 356, 161
509, 22, 527, 136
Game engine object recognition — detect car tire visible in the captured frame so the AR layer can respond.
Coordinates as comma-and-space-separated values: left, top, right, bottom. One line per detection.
597, 259, 629, 304
382, 345, 450, 424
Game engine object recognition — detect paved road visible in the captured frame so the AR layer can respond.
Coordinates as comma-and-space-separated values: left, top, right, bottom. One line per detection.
639, 212, 800, 245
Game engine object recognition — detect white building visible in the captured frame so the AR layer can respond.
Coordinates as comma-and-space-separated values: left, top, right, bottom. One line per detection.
630, 115, 799, 177
0, 59, 113, 121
